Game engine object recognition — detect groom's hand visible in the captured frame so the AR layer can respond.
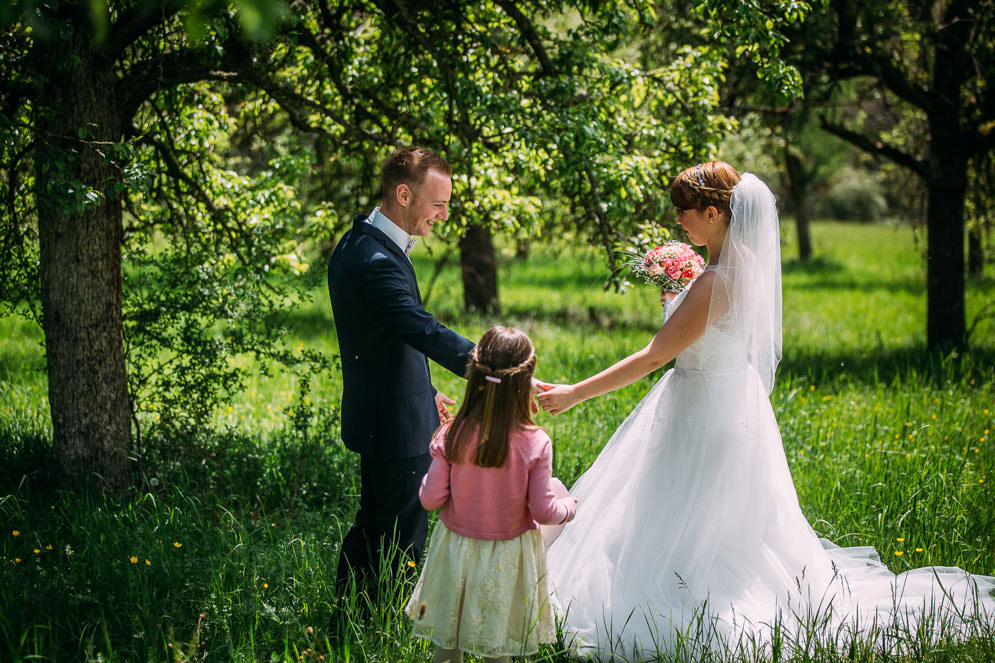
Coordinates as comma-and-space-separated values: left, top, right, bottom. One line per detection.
434, 390, 456, 424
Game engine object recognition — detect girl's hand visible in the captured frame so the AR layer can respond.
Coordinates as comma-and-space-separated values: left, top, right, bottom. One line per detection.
530, 378, 553, 414
536, 383, 581, 415
562, 497, 578, 522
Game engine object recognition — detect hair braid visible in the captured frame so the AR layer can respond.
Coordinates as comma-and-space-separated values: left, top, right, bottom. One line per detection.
670, 161, 741, 214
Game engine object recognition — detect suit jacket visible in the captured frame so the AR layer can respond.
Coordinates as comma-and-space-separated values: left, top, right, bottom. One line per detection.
328, 215, 474, 459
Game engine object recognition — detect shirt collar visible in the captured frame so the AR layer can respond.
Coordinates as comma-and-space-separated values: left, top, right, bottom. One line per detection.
366, 207, 416, 256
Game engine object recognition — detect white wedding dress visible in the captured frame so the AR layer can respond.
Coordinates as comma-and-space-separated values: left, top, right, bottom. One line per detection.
547, 175, 995, 662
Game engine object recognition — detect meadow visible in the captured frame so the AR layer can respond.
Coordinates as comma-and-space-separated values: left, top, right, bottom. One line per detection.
0, 220, 993, 662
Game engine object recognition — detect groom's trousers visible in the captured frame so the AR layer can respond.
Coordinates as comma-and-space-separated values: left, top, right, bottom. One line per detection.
336, 452, 432, 595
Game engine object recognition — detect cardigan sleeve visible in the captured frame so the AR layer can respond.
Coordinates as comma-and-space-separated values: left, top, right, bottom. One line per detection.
419, 430, 452, 511
525, 433, 574, 525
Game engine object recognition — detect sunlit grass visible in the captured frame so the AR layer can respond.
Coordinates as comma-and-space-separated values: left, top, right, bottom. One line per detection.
0, 220, 993, 661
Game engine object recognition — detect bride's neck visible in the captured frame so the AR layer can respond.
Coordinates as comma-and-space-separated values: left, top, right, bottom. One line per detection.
706, 225, 728, 264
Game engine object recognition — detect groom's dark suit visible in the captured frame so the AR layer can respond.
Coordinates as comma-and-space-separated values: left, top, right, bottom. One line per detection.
328, 214, 473, 590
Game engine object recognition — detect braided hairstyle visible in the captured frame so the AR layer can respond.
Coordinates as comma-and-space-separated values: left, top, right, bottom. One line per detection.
444, 326, 537, 468
669, 161, 742, 215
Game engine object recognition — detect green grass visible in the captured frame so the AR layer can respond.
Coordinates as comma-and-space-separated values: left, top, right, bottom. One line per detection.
0, 220, 993, 662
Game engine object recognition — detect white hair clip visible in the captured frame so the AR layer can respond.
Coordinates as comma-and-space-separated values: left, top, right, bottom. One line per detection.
484, 375, 502, 384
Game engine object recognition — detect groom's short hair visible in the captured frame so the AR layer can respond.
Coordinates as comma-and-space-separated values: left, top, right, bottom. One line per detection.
382, 146, 452, 199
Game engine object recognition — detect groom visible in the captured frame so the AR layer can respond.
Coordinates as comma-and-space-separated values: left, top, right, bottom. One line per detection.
327, 146, 475, 597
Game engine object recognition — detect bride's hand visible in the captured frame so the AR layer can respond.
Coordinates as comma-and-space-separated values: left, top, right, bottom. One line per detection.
535, 383, 581, 415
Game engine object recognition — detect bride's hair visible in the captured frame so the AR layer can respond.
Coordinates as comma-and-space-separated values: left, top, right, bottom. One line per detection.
670, 161, 741, 214
444, 326, 537, 468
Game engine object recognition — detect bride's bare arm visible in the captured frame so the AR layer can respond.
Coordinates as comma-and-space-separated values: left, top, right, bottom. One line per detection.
537, 271, 717, 415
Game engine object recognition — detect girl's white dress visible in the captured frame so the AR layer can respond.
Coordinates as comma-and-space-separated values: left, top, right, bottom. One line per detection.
547, 174, 995, 661
406, 523, 554, 657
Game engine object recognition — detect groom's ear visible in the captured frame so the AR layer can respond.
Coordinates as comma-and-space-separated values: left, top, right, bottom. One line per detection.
395, 183, 412, 207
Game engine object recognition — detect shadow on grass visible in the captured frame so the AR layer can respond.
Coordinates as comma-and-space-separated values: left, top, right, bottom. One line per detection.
286, 300, 662, 341
0, 409, 355, 515
779, 345, 995, 387
782, 256, 928, 294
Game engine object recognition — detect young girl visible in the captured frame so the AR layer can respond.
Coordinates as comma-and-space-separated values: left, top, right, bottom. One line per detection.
405, 326, 577, 663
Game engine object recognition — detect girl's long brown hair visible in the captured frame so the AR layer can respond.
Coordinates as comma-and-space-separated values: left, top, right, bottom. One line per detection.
444, 326, 537, 468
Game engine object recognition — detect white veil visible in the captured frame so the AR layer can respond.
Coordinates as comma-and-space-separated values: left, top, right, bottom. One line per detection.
709, 172, 782, 394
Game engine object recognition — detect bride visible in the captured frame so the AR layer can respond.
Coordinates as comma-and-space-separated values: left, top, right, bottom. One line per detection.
536, 162, 995, 661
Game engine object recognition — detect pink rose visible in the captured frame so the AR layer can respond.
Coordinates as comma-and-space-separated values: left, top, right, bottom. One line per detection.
666, 266, 681, 279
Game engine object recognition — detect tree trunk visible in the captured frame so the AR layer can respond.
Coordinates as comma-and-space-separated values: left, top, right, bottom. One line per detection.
784, 148, 813, 261
924, 157, 968, 351
924, 3, 970, 352
515, 237, 530, 260
33, 29, 133, 490
967, 226, 983, 278
459, 223, 500, 314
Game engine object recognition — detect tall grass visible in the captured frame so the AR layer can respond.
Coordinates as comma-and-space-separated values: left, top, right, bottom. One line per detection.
0, 221, 992, 662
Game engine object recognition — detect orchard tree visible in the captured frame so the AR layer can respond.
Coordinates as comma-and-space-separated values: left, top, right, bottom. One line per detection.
789, 0, 994, 350
1, 0, 320, 490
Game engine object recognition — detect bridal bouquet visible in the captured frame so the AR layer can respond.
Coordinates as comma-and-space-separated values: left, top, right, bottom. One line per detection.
629, 241, 705, 293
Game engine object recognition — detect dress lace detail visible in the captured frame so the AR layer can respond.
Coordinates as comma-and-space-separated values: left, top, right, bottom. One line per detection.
406, 524, 556, 657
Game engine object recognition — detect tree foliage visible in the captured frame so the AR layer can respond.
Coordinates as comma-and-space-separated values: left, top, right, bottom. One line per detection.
782, 0, 995, 349
0, 0, 807, 487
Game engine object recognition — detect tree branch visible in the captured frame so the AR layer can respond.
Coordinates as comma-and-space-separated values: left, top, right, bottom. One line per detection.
284, 22, 399, 144
117, 44, 247, 123
581, 163, 621, 279
819, 115, 927, 177
493, 0, 556, 76
235, 66, 394, 144
105, 0, 189, 58
827, 0, 931, 111
864, 53, 932, 112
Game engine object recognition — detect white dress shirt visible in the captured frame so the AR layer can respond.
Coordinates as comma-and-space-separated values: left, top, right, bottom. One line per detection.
366, 207, 416, 257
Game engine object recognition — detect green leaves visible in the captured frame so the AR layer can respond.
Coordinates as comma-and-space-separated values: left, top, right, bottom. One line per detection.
0, 0, 814, 440
699, 0, 815, 104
